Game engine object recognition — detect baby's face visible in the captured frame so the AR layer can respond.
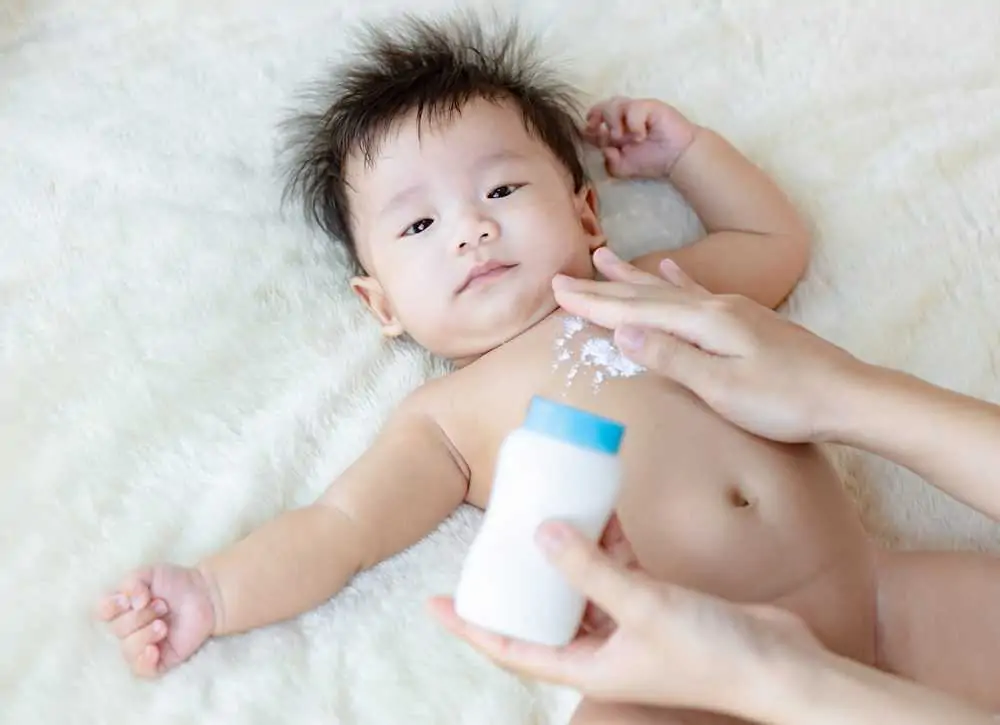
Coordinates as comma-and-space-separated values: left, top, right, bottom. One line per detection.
346, 98, 604, 364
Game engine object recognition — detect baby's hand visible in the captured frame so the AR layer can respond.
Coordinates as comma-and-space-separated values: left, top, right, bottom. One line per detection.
96, 563, 216, 677
584, 97, 699, 179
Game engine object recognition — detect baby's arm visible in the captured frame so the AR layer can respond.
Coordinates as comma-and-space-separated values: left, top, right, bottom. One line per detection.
201, 401, 468, 634
635, 127, 810, 309
98, 396, 468, 674
586, 98, 810, 309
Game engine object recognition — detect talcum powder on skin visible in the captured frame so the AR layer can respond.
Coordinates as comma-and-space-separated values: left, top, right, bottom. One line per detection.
553, 315, 645, 390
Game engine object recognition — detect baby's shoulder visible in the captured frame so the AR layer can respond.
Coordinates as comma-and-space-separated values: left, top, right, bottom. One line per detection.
401, 353, 532, 431
402, 363, 507, 414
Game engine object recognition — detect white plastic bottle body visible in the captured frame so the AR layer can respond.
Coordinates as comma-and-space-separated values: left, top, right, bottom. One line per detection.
454, 427, 622, 646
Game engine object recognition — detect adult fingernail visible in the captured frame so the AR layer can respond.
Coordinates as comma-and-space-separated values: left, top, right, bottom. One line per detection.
153, 600, 168, 616
131, 594, 145, 610
113, 594, 129, 610
536, 521, 570, 553
617, 326, 645, 349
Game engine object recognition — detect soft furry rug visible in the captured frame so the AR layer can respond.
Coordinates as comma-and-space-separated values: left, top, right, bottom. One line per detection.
2, 1, 999, 723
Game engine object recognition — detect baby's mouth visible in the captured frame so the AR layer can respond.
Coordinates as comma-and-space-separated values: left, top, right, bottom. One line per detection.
456, 262, 518, 294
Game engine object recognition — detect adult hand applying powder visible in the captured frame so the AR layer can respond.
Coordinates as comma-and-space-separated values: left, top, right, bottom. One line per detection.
552, 247, 862, 444
553, 247, 1000, 520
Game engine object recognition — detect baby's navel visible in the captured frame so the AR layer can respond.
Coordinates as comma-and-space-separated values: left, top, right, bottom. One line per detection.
727, 485, 756, 509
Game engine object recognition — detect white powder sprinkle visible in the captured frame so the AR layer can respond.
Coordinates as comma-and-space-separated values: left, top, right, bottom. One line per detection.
580, 337, 645, 383
552, 315, 645, 391
562, 316, 585, 337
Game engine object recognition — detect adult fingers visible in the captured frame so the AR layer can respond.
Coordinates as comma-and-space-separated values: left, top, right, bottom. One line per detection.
658, 259, 711, 297
553, 274, 655, 301
598, 513, 637, 569
534, 522, 648, 625
615, 327, 719, 394
428, 596, 604, 686
592, 248, 665, 286
553, 285, 720, 351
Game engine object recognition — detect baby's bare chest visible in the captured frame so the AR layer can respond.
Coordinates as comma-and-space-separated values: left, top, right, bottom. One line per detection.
438, 314, 801, 509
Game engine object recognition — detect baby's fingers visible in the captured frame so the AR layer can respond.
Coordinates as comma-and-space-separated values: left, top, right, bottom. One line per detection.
122, 620, 168, 676
133, 643, 162, 678
584, 107, 603, 136
622, 102, 652, 142
119, 568, 154, 610
96, 593, 131, 622
111, 599, 169, 639
588, 97, 629, 142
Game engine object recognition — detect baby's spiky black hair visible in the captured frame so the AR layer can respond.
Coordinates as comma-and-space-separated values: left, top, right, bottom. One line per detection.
282, 13, 588, 273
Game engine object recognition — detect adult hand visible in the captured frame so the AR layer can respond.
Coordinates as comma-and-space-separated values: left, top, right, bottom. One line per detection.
553, 247, 866, 443
429, 520, 823, 715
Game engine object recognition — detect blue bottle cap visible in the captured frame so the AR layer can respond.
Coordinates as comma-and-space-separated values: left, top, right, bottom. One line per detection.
522, 396, 625, 455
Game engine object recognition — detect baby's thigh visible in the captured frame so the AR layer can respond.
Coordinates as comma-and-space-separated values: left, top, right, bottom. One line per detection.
876, 549, 1000, 711
568, 699, 749, 725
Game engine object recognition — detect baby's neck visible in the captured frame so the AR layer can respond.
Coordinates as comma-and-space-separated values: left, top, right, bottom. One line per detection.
449, 307, 570, 370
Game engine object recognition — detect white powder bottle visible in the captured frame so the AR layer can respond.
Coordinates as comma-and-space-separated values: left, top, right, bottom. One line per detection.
454, 396, 625, 646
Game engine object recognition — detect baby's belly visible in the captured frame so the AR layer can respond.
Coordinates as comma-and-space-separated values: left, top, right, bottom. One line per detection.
538, 374, 879, 662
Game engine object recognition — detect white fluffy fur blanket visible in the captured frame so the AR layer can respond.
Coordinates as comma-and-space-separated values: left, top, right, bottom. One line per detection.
2, 1, 999, 723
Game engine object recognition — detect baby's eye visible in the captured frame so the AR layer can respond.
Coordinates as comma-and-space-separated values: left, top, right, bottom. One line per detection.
487, 184, 521, 199
403, 218, 434, 236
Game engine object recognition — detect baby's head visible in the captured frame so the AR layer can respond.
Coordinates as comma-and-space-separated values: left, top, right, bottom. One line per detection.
284, 15, 606, 365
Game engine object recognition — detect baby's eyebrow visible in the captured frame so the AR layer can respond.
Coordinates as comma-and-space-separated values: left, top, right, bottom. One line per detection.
377, 151, 528, 216
379, 184, 424, 217
473, 149, 527, 170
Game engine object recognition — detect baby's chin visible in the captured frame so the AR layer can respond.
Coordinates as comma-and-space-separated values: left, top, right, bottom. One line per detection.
429, 300, 561, 366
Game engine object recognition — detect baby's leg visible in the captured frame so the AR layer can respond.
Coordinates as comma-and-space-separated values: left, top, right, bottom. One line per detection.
875, 549, 1000, 711
569, 699, 750, 725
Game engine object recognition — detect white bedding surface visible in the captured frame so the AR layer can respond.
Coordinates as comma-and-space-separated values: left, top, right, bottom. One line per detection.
2, 1, 999, 723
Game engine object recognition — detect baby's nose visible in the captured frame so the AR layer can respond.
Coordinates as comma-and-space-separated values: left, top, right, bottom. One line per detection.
458, 217, 500, 250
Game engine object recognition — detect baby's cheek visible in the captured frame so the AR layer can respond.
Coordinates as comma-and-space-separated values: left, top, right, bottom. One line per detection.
557, 245, 598, 281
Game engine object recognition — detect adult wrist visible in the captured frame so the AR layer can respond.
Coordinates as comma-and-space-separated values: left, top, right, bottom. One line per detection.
719, 644, 836, 723
770, 646, 996, 725
810, 356, 888, 445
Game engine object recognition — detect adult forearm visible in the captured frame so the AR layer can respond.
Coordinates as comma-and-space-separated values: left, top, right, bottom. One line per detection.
198, 503, 368, 635
753, 649, 995, 725
826, 363, 1000, 521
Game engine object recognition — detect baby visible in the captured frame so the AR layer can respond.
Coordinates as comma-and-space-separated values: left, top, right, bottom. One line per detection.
97, 15, 1000, 724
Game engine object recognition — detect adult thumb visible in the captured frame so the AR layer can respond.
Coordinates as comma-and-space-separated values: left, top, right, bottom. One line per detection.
615, 326, 713, 392
536, 522, 638, 623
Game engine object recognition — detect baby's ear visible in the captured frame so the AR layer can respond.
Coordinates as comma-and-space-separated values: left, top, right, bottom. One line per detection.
350, 276, 405, 337
576, 185, 606, 251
